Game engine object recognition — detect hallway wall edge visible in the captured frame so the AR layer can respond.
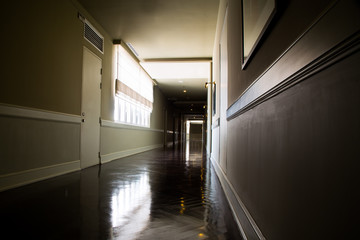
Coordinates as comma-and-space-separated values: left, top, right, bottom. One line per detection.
210, 156, 265, 240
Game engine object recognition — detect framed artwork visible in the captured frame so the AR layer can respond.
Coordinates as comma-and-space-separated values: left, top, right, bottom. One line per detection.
241, 0, 276, 69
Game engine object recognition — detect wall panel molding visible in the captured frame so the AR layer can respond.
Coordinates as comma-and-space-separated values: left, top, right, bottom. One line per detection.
0, 104, 81, 191
227, 0, 360, 120
210, 157, 264, 240
101, 119, 163, 132
0, 104, 81, 123
101, 144, 163, 164
0, 160, 80, 192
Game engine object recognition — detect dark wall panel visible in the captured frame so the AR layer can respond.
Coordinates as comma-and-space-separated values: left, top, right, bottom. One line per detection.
227, 49, 360, 239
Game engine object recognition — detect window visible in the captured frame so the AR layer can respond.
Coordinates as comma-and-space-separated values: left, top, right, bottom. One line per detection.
114, 45, 153, 127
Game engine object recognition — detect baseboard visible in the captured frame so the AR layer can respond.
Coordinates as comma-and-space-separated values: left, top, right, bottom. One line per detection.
101, 144, 163, 164
210, 156, 265, 240
0, 160, 81, 192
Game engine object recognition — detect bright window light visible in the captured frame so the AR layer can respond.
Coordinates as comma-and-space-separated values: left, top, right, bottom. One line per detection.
140, 62, 210, 79
115, 45, 153, 127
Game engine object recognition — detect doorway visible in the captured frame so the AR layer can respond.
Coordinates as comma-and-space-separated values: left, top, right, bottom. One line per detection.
80, 47, 102, 169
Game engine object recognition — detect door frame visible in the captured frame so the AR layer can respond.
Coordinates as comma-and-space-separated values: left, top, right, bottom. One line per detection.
80, 46, 102, 169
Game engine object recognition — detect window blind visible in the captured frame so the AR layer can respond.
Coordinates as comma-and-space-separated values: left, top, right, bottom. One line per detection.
116, 45, 153, 108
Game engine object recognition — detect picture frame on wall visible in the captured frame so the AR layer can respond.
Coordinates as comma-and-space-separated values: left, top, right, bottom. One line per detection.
241, 0, 276, 69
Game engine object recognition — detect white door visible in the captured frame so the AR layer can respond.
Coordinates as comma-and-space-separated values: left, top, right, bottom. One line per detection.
81, 47, 102, 169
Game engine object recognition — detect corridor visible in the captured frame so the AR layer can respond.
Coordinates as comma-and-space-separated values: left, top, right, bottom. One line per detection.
0, 140, 242, 240
1, 0, 359, 239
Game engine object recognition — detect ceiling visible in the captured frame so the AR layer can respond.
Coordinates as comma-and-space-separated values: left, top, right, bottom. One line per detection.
140, 61, 210, 102
78, 0, 219, 109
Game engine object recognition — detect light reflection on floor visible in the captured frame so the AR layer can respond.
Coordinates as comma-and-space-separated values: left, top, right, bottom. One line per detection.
0, 140, 242, 239
185, 138, 190, 162
111, 171, 151, 239
185, 139, 204, 167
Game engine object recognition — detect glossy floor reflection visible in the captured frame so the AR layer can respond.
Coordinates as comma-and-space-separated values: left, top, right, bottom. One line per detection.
0, 140, 242, 240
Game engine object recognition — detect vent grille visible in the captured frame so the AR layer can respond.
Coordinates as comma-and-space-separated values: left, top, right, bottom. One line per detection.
84, 21, 104, 53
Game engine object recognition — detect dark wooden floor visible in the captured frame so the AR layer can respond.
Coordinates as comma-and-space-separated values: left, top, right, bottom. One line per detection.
0, 140, 242, 240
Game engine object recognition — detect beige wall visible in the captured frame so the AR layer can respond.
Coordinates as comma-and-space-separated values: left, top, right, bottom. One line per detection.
1, 0, 115, 117
2, 0, 83, 114
0, 0, 171, 191
0, 116, 80, 175
101, 127, 163, 156
151, 86, 168, 130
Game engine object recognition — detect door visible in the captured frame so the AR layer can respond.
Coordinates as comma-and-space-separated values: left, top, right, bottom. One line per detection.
81, 47, 102, 169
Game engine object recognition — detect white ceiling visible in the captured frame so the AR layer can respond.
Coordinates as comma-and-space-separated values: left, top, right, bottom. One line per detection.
140, 62, 210, 79
78, 0, 219, 104
140, 61, 210, 101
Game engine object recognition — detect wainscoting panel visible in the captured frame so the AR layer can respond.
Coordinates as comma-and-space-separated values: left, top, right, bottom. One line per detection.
0, 104, 81, 191
101, 144, 163, 164
216, 1, 360, 239
100, 120, 164, 164
0, 160, 80, 192
227, 0, 360, 120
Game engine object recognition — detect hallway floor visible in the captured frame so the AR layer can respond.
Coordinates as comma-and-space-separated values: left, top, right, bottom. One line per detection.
0, 140, 242, 240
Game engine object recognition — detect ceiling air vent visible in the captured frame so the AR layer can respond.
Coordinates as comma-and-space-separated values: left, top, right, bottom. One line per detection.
84, 20, 104, 53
